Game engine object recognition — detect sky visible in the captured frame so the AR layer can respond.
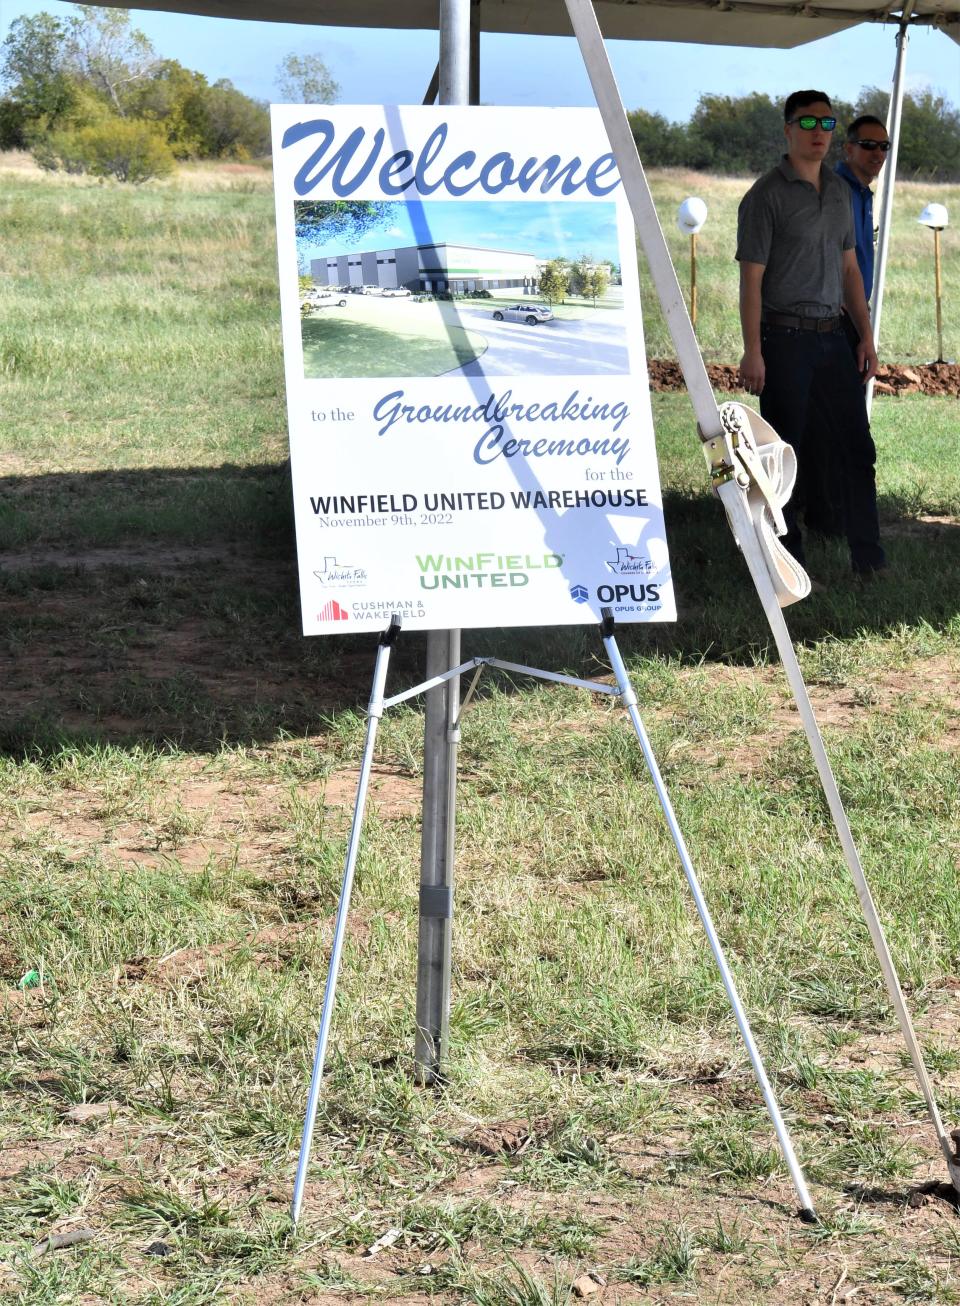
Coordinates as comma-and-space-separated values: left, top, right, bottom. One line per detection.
299, 201, 622, 267
1, 1, 958, 122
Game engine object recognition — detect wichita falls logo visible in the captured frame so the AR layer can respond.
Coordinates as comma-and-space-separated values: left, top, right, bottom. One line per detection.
314, 556, 367, 588
605, 546, 655, 577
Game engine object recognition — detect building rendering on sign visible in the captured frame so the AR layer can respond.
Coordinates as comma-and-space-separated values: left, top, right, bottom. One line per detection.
311, 242, 540, 295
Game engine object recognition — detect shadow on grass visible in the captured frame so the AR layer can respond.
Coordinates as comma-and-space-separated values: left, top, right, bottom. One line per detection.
1, 464, 958, 756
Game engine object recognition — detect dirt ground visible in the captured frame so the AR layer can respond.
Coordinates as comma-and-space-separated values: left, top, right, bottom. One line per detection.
2, 541, 960, 1303
648, 358, 960, 398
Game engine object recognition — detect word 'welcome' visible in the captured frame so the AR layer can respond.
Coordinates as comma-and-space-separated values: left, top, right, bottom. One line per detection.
281, 120, 621, 198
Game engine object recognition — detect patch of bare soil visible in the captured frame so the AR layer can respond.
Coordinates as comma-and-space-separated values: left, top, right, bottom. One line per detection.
648, 358, 960, 398
118, 923, 309, 984
324, 766, 422, 821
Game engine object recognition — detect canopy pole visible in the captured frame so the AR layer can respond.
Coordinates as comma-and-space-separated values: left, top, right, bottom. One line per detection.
564, 0, 960, 1195
867, 14, 911, 416
561, 0, 721, 440
414, 0, 472, 1085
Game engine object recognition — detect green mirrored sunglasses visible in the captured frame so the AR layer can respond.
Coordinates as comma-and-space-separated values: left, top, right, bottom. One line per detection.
788, 115, 837, 131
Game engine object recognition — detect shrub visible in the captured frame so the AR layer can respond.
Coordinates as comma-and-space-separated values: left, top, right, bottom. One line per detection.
31, 117, 175, 183
0, 96, 30, 150
32, 128, 89, 174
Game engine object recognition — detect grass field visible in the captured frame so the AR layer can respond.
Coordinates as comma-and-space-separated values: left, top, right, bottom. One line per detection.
1, 153, 959, 1305
301, 303, 489, 379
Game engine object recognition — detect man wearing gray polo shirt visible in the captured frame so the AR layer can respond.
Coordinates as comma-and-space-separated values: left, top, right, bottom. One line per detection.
736, 90, 886, 577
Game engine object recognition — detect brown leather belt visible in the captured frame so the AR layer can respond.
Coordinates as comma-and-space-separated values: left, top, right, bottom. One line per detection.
762, 311, 842, 333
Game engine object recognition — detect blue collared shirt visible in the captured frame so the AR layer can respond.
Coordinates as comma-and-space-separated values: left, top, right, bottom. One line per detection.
836, 159, 875, 301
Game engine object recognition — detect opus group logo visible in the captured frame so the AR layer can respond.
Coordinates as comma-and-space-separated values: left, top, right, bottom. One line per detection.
318, 599, 349, 622
596, 582, 660, 604
570, 584, 589, 604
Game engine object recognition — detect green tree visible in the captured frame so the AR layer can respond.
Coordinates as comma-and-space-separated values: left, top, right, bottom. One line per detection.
583, 263, 610, 307
294, 200, 397, 246
539, 258, 570, 306
627, 107, 689, 168
570, 253, 600, 298
855, 86, 960, 180
687, 92, 784, 174
0, 97, 29, 149
124, 59, 210, 157
0, 12, 78, 130
61, 5, 160, 115
276, 52, 339, 104
193, 78, 270, 158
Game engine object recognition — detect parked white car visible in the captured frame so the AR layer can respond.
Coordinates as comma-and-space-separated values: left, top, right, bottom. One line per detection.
301, 290, 347, 310
380, 287, 412, 297
492, 304, 554, 325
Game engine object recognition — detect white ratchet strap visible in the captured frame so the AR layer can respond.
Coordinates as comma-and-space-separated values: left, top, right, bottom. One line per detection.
702, 402, 812, 609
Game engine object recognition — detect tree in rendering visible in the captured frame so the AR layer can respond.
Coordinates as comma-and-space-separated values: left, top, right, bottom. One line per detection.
539, 258, 570, 306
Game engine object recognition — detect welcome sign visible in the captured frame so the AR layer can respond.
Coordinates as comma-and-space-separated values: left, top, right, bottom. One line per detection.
271, 105, 674, 634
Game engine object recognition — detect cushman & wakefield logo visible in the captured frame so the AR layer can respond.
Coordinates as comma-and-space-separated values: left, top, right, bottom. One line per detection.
318, 600, 349, 622
416, 551, 563, 590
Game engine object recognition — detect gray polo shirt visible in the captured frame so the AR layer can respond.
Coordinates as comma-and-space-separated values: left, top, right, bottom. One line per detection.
736, 157, 855, 318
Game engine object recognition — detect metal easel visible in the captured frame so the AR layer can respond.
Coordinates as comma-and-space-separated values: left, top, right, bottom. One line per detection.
289, 0, 959, 1228
290, 611, 816, 1224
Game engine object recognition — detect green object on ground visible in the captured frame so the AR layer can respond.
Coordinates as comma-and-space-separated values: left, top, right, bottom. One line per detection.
16, 970, 41, 989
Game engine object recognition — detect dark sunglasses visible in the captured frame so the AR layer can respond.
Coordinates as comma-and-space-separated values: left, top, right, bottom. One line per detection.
787, 115, 837, 131
853, 139, 891, 152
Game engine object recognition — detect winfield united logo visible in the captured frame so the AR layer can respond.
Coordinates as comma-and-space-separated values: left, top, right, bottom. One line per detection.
318, 599, 349, 622
313, 556, 367, 588
606, 546, 654, 576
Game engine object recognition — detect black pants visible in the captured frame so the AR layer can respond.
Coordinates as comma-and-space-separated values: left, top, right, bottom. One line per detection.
797, 311, 861, 538
759, 322, 885, 574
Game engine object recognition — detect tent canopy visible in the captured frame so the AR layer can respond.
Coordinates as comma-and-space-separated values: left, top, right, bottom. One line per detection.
75, 0, 960, 47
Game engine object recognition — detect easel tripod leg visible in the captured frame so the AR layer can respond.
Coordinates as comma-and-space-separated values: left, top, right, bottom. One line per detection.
290, 619, 400, 1226
603, 625, 816, 1221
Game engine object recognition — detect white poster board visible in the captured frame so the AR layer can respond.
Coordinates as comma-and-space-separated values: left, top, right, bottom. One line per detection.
271, 105, 674, 634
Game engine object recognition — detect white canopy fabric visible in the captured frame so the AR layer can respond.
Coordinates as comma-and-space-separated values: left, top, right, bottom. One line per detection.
73, 0, 960, 45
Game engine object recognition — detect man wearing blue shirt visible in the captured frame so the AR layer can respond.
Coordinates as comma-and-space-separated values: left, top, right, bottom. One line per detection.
802, 114, 890, 543
838, 114, 890, 305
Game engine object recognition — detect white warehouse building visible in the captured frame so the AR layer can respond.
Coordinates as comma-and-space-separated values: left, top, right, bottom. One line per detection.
311, 242, 540, 296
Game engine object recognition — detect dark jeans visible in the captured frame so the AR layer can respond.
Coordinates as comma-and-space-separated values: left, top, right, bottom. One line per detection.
796, 311, 861, 538
759, 322, 885, 574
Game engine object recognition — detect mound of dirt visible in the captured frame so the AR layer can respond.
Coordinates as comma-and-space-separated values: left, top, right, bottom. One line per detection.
647, 358, 960, 398
872, 361, 960, 397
